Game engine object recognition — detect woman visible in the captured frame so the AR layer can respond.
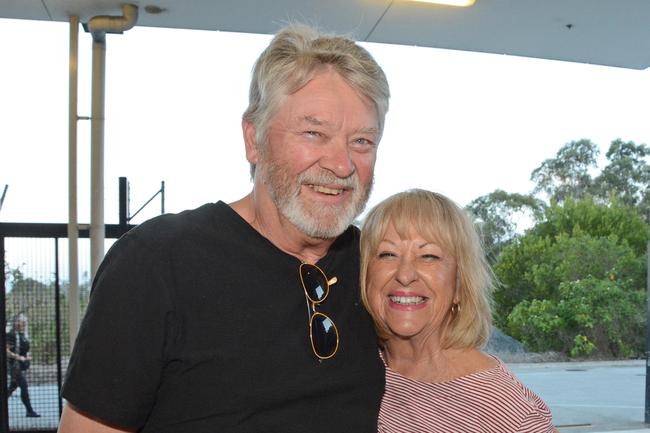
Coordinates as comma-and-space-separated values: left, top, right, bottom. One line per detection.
360, 189, 557, 432
6, 313, 40, 417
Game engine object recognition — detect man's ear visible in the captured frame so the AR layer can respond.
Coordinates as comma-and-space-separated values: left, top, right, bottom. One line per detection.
242, 119, 259, 165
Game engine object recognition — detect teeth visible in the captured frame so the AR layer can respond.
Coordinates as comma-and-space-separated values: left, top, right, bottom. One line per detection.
389, 295, 425, 305
310, 185, 343, 195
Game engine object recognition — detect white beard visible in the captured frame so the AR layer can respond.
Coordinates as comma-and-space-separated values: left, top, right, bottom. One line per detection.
260, 161, 373, 239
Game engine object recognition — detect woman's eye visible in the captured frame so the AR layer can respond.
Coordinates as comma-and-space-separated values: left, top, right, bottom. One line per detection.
421, 254, 440, 261
377, 251, 396, 259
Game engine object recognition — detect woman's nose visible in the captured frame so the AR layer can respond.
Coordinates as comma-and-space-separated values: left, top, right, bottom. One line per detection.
395, 257, 417, 286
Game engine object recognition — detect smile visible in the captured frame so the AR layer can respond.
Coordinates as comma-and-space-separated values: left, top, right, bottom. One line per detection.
308, 184, 346, 195
389, 295, 426, 305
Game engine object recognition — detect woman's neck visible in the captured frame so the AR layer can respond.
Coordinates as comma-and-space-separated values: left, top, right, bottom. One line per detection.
382, 340, 494, 383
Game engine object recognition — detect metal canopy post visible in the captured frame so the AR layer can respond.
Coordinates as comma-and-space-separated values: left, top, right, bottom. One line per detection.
645, 240, 650, 423
68, 15, 81, 347
89, 34, 106, 278
86, 4, 138, 278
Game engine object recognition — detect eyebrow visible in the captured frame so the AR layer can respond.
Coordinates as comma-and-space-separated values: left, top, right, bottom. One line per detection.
301, 116, 379, 135
302, 115, 325, 126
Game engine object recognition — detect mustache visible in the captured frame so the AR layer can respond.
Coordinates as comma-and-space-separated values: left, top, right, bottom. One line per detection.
298, 169, 359, 190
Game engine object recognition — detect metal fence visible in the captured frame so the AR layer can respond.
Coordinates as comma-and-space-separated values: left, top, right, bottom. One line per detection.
1, 223, 130, 433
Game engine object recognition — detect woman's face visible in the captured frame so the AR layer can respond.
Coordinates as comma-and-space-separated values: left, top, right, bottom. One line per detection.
367, 223, 458, 344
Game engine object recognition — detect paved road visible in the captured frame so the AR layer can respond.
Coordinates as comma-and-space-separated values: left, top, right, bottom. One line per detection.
6, 360, 650, 432
7, 383, 59, 431
510, 359, 648, 433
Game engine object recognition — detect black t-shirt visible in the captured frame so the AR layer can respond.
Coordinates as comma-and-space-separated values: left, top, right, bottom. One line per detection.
62, 201, 384, 433
7, 330, 30, 370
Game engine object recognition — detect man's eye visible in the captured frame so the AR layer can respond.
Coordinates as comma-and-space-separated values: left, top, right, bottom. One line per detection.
353, 137, 374, 146
305, 130, 321, 137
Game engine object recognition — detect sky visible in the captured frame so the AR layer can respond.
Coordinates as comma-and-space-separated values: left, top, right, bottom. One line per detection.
1, 17, 649, 227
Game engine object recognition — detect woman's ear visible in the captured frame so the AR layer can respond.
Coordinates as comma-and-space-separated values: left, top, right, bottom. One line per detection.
242, 119, 259, 165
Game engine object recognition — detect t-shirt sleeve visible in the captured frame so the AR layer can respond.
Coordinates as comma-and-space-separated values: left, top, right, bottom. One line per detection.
61, 230, 176, 430
516, 399, 556, 433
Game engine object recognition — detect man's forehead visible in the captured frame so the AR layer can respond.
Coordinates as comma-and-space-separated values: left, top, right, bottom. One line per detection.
294, 114, 379, 133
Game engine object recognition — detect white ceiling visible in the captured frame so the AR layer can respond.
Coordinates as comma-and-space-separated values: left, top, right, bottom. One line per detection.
1, 0, 649, 70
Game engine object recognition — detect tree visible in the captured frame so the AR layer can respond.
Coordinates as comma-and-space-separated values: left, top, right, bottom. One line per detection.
506, 277, 645, 358
5, 265, 75, 364
530, 197, 649, 255
471, 137, 650, 359
593, 139, 650, 222
466, 190, 546, 262
530, 139, 599, 203
493, 198, 648, 327
494, 231, 644, 326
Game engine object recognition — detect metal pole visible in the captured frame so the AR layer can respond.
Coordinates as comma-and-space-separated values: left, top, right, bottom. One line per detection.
68, 15, 81, 349
0, 184, 8, 213
645, 240, 650, 423
161, 181, 165, 214
0, 236, 9, 433
55, 238, 63, 415
90, 37, 106, 278
119, 177, 129, 228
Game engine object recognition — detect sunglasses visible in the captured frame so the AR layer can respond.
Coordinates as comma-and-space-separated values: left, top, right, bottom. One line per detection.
299, 263, 340, 360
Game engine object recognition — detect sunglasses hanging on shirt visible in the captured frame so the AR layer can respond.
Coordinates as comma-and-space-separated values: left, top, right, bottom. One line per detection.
299, 263, 340, 360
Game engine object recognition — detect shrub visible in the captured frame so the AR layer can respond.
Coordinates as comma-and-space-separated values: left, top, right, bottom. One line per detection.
506, 277, 645, 358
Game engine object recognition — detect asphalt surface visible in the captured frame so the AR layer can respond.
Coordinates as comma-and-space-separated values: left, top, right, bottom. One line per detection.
509, 359, 649, 433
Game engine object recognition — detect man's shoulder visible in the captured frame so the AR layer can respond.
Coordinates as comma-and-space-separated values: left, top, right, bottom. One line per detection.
129, 201, 228, 238
105, 202, 231, 257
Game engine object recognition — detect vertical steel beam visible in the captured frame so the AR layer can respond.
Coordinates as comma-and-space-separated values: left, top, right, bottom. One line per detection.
68, 15, 81, 350
645, 240, 650, 423
89, 37, 106, 278
55, 238, 64, 416
0, 236, 8, 433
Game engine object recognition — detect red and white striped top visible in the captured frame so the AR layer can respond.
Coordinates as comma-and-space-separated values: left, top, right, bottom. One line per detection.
379, 354, 555, 433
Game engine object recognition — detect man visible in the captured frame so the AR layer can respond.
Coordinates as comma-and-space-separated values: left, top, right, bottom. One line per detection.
6, 313, 40, 418
58, 23, 390, 433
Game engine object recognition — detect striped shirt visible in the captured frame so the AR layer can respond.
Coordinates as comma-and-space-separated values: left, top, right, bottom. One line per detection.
379, 355, 555, 433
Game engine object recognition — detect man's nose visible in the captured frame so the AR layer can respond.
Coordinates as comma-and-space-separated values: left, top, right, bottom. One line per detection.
319, 138, 355, 178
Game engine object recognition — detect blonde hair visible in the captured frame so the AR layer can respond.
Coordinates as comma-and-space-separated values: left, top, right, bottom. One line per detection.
242, 23, 390, 177
360, 189, 493, 349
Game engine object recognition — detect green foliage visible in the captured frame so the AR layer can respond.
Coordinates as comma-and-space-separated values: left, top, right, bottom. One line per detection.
593, 139, 650, 223
488, 138, 650, 359
529, 138, 650, 223
493, 201, 647, 327
531, 197, 649, 255
5, 265, 91, 364
466, 190, 546, 262
530, 139, 599, 203
6, 267, 58, 363
505, 299, 562, 350
506, 277, 645, 358
570, 335, 596, 358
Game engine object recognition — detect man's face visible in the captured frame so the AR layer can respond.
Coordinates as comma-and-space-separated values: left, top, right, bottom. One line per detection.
255, 68, 380, 239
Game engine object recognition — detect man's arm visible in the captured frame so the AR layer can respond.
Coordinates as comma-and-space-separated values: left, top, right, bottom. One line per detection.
57, 404, 135, 433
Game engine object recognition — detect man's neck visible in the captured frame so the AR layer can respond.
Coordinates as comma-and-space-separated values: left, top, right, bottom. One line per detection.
229, 193, 338, 264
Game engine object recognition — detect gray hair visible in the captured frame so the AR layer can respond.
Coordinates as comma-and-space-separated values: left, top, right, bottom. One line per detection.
242, 23, 390, 177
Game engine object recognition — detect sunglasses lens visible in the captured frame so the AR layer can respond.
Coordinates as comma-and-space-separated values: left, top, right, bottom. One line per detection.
310, 312, 339, 359
300, 264, 328, 303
